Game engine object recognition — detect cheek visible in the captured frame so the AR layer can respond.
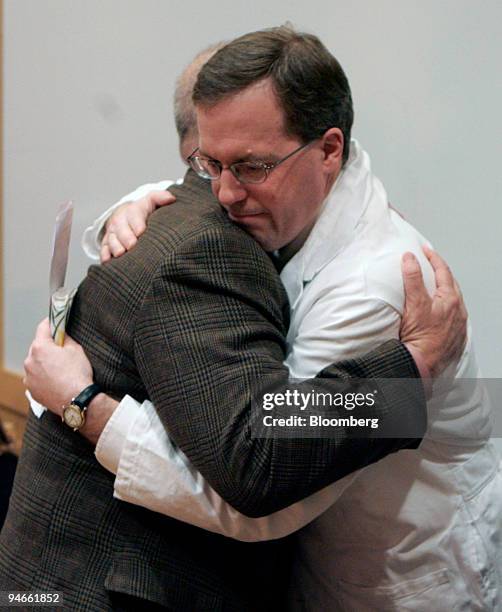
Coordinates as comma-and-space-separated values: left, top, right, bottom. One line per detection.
256, 182, 288, 216
271, 187, 303, 226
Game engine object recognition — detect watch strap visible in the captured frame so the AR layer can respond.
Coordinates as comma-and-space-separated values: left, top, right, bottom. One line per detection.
72, 383, 102, 409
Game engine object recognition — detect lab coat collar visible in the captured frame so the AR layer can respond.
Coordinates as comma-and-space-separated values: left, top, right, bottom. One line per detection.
280, 140, 388, 309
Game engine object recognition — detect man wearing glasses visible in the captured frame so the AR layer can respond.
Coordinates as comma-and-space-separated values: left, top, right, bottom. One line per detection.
9, 27, 493, 612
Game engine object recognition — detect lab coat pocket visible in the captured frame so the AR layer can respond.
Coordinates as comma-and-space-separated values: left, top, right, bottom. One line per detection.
455, 452, 502, 610
336, 568, 455, 612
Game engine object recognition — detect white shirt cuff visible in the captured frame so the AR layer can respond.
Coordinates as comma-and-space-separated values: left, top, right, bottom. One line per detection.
95, 394, 141, 474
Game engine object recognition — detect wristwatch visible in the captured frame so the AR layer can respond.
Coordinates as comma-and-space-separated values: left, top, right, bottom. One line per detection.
62, 383, 102, 431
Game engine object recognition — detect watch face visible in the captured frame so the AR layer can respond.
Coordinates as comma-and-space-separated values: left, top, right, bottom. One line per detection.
63, 404, 84, 429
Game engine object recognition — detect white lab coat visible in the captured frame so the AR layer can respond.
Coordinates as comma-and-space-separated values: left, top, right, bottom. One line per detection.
81, 141, 502, 611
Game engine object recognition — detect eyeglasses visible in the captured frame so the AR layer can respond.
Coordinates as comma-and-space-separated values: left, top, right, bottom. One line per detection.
187, 141, 314, 185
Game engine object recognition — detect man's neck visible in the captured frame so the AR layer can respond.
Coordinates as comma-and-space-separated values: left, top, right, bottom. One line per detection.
276, 221, 315, 270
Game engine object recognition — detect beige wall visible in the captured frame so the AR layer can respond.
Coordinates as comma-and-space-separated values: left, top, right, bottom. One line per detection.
1, 0, 28, 420
2, 1, 502, 423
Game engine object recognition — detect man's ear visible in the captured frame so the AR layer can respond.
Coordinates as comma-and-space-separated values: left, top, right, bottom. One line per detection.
321, 128, 344, 173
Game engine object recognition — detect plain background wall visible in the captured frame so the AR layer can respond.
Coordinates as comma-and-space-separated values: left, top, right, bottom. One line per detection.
3, 0, 501, 382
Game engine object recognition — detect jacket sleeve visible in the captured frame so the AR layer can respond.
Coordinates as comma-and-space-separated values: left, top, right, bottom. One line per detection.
134, 225, 426, 517
96, 394, 347, 542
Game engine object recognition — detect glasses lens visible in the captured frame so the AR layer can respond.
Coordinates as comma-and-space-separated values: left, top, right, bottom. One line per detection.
233, 162, 267, 184
190, 157, 221, 180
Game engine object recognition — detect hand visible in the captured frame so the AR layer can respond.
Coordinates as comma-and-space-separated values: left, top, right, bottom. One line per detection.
400, 246, 468, 378
23, 319, 94, 415
101, 190, 176, 262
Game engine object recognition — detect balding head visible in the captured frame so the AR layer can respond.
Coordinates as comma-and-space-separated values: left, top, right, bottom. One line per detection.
174, 42, 226, 160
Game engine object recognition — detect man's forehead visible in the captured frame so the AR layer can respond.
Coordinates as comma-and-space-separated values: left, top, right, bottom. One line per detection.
197, 141, 282, 163
195, 83, 297, 161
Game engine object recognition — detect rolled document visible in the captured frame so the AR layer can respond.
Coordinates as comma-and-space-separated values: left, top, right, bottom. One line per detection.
29, 201, 75, 419
49, 287, 76, 346
48, 200, 74, 345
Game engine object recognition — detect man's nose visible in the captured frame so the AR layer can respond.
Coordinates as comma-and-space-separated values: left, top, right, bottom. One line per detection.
216, 169, 247, 208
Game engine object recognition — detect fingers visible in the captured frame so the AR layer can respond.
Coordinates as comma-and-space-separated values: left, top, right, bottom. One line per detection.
106, 232, 127, 258
102, 204, 145, 258
401, 252, 429, 306
100, 243, 111, 263
151, 190, 176, 208
423, 245, 455, 291
126, 208, 147, 238
27, 320, 54, 368
106, 211, 138, 250
453, 278, 468, 321
452, 278, 468, 356
35, 318, 52, 340
101, 229, 132, 259
100, 191, 176, 262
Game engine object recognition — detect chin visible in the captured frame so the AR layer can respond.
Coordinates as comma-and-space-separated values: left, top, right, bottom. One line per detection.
237, 220, 281, 251
248, 232, 277, 253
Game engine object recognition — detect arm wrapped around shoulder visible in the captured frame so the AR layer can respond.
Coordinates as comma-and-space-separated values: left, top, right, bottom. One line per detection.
134, 226, 426, 517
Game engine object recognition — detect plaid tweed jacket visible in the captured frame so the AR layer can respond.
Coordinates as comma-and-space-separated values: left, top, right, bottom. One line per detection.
0, 170, 425, 611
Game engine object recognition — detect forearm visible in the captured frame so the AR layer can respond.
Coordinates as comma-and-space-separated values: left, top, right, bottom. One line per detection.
136, 230, 427, 518
79, 393, 119, 445
94, 395, 351, 540
171, 340, 425, 517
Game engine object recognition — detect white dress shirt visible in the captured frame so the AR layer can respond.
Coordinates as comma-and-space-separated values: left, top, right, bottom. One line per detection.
81, 141, 502, 610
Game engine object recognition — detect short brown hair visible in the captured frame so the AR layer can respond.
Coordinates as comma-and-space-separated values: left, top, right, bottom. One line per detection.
193, 26, 354, 163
